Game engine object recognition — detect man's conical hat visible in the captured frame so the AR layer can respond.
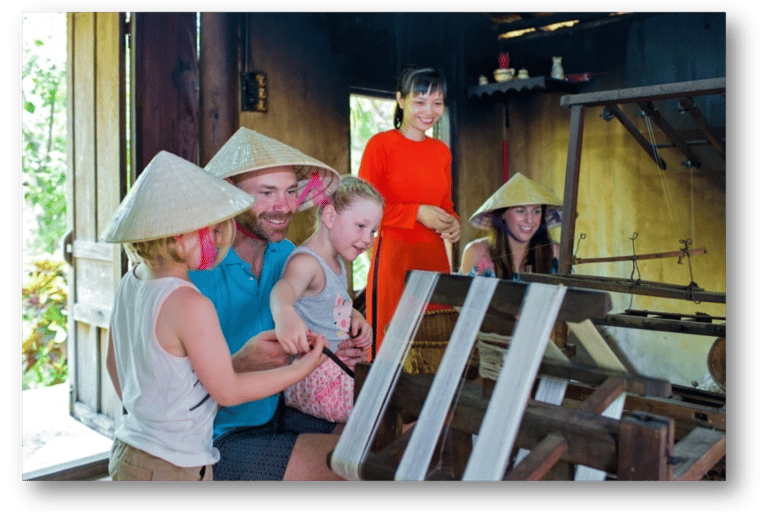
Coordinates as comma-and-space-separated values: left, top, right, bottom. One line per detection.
204, 127, 340, 211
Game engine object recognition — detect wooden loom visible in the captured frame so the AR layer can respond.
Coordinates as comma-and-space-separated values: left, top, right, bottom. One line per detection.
329, 272, 725, 481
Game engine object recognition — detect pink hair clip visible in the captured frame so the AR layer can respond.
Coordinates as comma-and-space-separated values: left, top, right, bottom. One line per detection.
297, 171, 330, 207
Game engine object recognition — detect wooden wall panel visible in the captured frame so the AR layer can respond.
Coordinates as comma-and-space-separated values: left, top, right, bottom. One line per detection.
70, 12, 98, 415
67, 12, 126, 434
199, 13, 239, 167
133, 12, 199, 170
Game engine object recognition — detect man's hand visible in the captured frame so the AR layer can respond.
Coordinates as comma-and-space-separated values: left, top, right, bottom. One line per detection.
232, 330, 291, 372
336, 338, 367, 368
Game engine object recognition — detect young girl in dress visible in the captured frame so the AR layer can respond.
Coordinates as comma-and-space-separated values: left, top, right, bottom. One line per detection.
270, 175, 383, 423
103, 151, 328, 480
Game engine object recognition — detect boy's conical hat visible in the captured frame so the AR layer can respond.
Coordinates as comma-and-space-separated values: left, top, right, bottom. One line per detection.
100, 151, 255, 243
204, 127, 340, 211
469, 173, 563, 230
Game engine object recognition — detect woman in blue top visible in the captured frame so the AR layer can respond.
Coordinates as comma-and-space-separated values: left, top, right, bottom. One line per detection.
460, 173, 562, 278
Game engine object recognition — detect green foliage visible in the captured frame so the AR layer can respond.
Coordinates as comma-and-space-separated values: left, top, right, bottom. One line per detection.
22, 14, 68, 256
22, 13, 69, 389
349, 95, 397, 291
22, 260, 69, 389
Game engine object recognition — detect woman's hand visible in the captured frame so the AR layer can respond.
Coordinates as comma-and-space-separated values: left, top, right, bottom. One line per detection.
418, 205, 460, 243
439, 216, 461, 243
417, 205, 454, 232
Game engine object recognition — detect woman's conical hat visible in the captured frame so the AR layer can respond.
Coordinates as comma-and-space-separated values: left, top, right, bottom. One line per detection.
100, 151, 255, 243
469, 173, 563, 230
203, 127, 340, 211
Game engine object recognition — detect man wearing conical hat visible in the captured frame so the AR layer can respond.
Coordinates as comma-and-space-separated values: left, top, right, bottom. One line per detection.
189, 127, 353, 480
460, 173, 563, 278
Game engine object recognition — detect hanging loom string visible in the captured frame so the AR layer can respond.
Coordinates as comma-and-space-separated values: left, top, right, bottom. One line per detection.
637, 108, 702, 304
628, 232, 640, 310
642, 110, 683, 240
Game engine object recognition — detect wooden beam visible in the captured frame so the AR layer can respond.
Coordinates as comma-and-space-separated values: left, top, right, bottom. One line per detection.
574, 247, 706, 265
679, 97, 726, 158
604, 103, 667, 170
559, 104, 585, 275
422, 272, 613, 323
638, 101, 701, 168
507, 377, 626, 481
512, 272, 726, 304
565, 383, 725, 430
592, 313, 725, 337
504, 433, 567, 481
672, 427, 726, 481
538, 361, 671, 398
560, 78, 726, 108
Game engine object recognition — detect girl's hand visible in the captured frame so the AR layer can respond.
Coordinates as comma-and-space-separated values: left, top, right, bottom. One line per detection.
291, 331, 328, 375
275, 307, 310, 354
349, 309, 373, 349
417, 205, 455, 232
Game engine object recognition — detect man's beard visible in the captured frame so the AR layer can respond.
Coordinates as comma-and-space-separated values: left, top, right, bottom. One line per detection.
235, 209, 293, 242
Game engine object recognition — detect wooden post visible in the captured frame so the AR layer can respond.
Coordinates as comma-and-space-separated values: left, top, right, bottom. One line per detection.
199, 13, 240, 166
133, 13, 199, 171
559, 105, 585, 275
618, 411, 674, 480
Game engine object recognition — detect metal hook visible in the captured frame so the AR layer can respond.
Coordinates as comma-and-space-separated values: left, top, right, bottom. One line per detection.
629, 232, 641, 284
573, 232, 587, 259
679, 238, 701, 304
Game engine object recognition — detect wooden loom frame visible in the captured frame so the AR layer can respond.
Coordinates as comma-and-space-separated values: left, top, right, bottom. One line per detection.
329, 272, 725, 481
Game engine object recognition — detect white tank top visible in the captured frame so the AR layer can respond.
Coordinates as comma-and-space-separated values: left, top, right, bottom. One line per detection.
110, 266, 220, 467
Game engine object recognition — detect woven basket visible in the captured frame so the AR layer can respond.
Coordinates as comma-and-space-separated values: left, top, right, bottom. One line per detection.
397, 308, 480, 375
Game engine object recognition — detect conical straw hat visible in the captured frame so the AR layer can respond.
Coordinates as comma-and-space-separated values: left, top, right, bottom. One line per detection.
469, 173, 563, 230
204, 127, 340, 211
101, 151, 255, 243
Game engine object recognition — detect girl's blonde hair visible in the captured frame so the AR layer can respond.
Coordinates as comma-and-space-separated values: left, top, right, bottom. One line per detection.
314, 174, 383, 230
124, 218, 236, 270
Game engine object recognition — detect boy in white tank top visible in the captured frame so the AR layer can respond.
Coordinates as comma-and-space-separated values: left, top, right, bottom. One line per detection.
102, 151, 328, 480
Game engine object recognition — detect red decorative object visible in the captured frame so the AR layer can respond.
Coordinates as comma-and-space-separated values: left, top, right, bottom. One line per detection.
498, 52, 510, 69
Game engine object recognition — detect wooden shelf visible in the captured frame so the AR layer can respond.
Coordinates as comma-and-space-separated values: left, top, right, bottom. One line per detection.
468, 75, 578, 99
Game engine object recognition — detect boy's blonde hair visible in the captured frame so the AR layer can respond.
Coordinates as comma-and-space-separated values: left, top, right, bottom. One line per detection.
124, 218, 236, 270
314, 175, 383, 229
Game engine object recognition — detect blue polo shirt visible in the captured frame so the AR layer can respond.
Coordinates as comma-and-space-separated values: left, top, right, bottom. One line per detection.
189, 239, 294, 438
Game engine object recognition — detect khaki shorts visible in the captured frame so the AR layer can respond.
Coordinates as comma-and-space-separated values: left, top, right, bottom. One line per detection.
109, 438, 213, 481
